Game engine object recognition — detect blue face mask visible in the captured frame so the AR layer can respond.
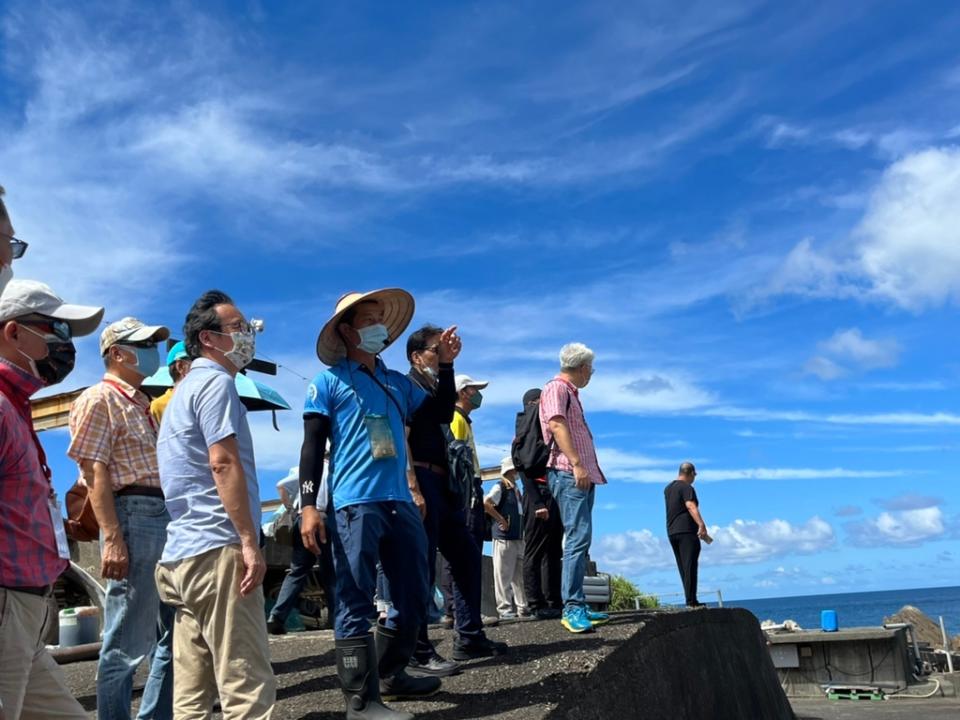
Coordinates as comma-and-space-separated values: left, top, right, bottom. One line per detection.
356, 323, 389, 354
119, 345, 161, 378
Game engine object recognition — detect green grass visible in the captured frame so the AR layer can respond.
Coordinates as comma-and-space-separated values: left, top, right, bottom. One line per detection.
608, 574, 659, 611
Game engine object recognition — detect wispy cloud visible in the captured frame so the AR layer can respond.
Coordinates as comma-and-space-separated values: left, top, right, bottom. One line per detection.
615, 466, 904, 484
846, 506, 949, 548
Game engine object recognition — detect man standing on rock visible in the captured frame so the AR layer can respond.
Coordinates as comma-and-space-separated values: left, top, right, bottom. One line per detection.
665, 462, 709, 608
539, 343, 609, 634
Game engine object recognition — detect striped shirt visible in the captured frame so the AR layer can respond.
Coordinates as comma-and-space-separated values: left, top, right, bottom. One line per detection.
0, 357, 67, 587
539, 376, 606, 485
68, 374, 160, 491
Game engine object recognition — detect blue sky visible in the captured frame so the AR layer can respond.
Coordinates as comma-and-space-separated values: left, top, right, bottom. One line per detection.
2, 1, 959, 602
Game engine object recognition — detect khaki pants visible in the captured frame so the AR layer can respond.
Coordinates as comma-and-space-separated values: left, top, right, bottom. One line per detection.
0, 587, 87, 719
155, 545, 275, 720
492, 538, 528, 616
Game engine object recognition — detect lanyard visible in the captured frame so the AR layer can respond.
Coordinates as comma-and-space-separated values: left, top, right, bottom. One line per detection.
103, 379, 158, 433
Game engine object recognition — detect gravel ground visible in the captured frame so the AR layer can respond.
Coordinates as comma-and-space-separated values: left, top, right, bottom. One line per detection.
59, 612, 960, 719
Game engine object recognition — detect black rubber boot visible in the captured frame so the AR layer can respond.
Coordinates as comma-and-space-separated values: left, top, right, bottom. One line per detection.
376, 623, 442, 701
336, 635, 414, 720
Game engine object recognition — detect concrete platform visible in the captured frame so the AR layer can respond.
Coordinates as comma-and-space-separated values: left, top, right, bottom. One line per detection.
60, 608, 796, 719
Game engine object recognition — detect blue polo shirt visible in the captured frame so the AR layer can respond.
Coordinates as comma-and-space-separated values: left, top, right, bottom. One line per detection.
305, 358, 425, 511
157, 358, 260, 563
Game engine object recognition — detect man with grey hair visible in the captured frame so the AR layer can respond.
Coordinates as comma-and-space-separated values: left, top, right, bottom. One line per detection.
0, 185, 29, 295
538, 342, 608, 633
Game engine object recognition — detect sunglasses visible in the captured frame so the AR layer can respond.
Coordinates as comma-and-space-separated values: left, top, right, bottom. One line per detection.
2, 233, 28, 260
20, 318, 71, 342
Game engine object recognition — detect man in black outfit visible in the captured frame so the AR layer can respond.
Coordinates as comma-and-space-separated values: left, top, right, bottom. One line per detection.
404, 324, 507, 668
518, 389, 564, 620
664, 462, 709, 608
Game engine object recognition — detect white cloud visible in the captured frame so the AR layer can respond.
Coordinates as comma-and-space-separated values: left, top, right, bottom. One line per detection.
707, 406, 960, 427
846, 506, 947, 547
753, 145, 960, 311
819, 328, 900, 369
616, 466, 903, 484
595, 515, 835, 575
803, 356, 846, 381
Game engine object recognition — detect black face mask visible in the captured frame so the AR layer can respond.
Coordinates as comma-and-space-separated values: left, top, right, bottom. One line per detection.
36, 340, 76, 386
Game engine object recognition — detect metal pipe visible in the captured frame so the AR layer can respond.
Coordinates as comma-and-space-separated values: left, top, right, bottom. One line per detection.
939, 616, 954, 674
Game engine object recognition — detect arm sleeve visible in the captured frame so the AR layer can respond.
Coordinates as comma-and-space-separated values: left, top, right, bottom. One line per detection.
680, 484, 698, 506
538, 381, 566, 423
299, 414, 330, 509
484, 483, 503, 505
412, 363, 456, 424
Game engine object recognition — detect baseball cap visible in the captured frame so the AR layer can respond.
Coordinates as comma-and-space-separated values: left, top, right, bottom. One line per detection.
0, 278, 104, 337
166, 340, 188, 366
455, 374, 489, 393
100, 317, 170, 356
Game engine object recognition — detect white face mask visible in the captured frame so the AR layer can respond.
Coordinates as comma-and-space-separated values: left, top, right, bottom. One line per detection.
210, 330, 256, 370
0, 263, 12, 295
356, 323, 389, 354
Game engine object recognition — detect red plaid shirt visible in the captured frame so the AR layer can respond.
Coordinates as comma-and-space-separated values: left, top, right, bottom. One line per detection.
0, 357, 67, 587
539, 376, 607, 485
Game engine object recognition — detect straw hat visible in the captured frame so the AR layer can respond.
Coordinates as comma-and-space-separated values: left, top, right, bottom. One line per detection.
316, 288, 415, 365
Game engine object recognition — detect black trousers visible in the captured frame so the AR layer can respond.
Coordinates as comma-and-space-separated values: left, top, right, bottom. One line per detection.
669, 533, 701, 605
522, 483, 563, 611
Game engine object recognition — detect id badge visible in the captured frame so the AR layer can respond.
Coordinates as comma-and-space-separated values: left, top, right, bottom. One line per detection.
48, 497, 71, 560
364, 414, 398, 460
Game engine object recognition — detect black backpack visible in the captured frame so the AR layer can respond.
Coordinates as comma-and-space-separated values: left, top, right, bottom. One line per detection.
443, 424, 476, 515
510, 385, 569, 478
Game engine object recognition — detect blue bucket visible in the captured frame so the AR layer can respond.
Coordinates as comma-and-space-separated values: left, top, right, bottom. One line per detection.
821, 609, 839, 632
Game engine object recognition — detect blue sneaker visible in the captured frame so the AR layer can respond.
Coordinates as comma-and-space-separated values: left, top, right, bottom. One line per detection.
585, 609, 610, 626
561, 606, 593, 634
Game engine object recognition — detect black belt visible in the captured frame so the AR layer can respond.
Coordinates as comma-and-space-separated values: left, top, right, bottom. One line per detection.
412, 461, 447, 477
1, 584, 52, 597
115, 486, 164, 498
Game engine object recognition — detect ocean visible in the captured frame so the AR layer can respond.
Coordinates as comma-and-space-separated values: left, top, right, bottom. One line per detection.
719, 585, 960, 637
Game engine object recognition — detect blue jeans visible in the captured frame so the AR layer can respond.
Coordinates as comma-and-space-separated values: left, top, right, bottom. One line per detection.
330, 500, 429, 639
136, 602, 174, 720
98, 495, 173, 720
548, 470, 595, 612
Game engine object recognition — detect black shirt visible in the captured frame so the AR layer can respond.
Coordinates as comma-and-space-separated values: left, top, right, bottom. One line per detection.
664, 480, 699, 535
406, 364, 456, 469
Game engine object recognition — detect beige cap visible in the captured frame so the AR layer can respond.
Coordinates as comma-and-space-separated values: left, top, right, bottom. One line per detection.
501, 456, 516, 478
100, 317, 170, 356
455, 374, 489, 393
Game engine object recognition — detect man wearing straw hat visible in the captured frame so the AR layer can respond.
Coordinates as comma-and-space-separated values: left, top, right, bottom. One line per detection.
300, 289, 460, 720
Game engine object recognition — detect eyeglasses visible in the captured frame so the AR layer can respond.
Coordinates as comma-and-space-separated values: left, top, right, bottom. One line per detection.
20, 318, 71, 341
119, 340, 158, 350
218, 321, 254, 334
422, 344, 440, 354
2, 233, 28, 259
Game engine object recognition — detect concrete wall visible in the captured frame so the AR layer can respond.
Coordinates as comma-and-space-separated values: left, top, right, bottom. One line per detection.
549, 608, 795, 720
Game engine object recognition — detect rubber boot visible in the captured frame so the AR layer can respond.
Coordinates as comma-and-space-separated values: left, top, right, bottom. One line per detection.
376, 623, 442, 701
336, 635, 414, 720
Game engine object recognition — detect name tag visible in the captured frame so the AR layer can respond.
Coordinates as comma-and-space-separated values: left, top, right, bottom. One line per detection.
48, 498, 71, 560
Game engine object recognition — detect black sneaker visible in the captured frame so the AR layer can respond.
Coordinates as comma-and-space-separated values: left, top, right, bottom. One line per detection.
266, 618, 287, 636
408, 652, 461, 677
536, 608, 562, 620
451, 636, 508, 661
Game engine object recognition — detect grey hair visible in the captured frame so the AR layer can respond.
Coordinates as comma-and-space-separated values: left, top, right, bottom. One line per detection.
559, 342, 595, 371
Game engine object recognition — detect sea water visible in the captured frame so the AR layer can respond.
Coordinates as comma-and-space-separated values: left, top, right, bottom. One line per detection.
724, 585, 960, 637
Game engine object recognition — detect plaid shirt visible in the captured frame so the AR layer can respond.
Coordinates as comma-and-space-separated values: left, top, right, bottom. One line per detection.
68, 374, 160, 491
0, 357, 67, 587
539, 376, 607, 485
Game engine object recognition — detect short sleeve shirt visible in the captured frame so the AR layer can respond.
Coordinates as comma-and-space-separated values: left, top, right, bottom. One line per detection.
304, 358, 425, 511
539, 378, 606, 485
157, 359, 260, 563
665, 480, 699, 535
68, 374, 160, 490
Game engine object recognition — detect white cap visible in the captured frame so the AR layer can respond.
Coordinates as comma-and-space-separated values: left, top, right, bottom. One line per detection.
0, 279, 104, 337
455, 374, 489, 393
99, 317, 170, 356
501, 456, 515, 478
